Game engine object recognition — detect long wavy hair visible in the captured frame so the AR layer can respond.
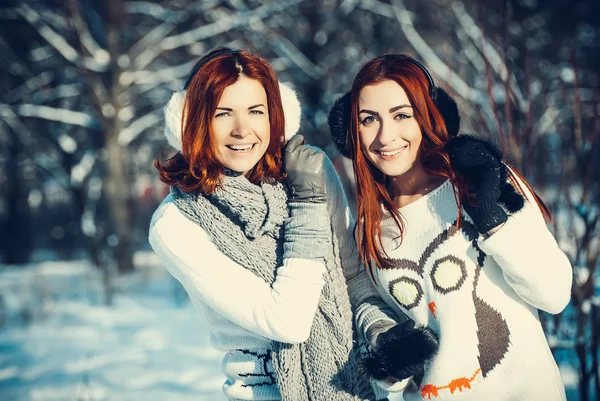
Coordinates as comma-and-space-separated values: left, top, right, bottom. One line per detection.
155, 49, 286, 194
348, 55, 550, 275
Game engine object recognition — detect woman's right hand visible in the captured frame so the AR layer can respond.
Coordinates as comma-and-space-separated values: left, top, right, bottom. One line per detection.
362, 319, 439, 382
283, 134, 326, 203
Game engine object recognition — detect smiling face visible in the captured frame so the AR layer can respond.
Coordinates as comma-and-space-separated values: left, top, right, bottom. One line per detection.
212, 75, 270, 174
358, 79, 423, 179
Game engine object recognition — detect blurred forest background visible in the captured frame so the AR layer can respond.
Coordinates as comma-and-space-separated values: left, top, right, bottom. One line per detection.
0, 0, 598, 400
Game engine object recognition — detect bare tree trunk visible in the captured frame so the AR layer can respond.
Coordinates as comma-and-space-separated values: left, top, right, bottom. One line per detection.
105, 130, 134, 274
103, 0, 134, 274
0, 125, 33, 264
574, 289, 591, 401
592, 304, 600, 400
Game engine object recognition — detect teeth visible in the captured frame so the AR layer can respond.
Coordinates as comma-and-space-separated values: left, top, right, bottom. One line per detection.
228, 144, 253, 151
379, 147, 405, 156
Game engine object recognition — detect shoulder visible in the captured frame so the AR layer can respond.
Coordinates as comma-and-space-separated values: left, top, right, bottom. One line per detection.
149, 193, 212, 246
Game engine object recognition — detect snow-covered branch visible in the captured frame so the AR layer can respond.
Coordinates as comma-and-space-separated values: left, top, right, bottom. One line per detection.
17, 4, 107, 72
67, 1, 110, 68
124, 2, 189, 22
451, 2, 527, 112
250, 19, 324, 79
71, 150, 97, 187
389, 0, 473, 100
118, 110, 162, 146
128, 22, 177, 65
1, 104, 99, 129
535, 106, 561, 137
0, 107, 71, 186
5, 71, 54, 103
39, 7, 69, 30
357, 0, 396, 18
133, 0, 304, 70
340, 0, 361, 16
121, 60, 196, 86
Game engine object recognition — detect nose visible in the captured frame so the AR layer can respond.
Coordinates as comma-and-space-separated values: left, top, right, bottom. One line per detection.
232, 116, 251, 138
376, 119, 397, 147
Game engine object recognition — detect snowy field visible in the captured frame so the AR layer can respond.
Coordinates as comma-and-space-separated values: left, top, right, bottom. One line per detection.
0, 252, 580, 401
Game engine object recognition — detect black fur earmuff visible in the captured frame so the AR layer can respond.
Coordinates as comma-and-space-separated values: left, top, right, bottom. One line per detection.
328, 54, 460, 159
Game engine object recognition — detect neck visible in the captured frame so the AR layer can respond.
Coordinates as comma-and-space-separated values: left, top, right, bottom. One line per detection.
387, 163, 444, 208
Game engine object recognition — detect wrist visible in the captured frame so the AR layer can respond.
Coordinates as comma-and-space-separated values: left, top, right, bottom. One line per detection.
289, 189, 326, 203
480, 221, 505, 240
466, 200, 507, 234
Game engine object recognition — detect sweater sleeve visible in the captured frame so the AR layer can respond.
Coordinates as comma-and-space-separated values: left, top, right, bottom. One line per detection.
149, 196, 327, 344
478, 173, 573, 314
322, 156, 400, 343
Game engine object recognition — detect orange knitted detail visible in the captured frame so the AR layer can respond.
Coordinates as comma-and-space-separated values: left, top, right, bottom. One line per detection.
420, 368, 482, 398
428, 301, 437, 318
421, 384, 439, 399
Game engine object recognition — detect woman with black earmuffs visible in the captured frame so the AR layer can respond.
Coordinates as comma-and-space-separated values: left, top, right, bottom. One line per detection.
328, 54, 572, 400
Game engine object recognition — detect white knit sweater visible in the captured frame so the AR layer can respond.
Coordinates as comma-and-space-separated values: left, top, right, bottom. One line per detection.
149, 156, 395, 401
365, 178, 572, 401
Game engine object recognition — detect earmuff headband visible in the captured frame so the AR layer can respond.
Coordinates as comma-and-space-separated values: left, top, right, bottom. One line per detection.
183, 48, 240, 90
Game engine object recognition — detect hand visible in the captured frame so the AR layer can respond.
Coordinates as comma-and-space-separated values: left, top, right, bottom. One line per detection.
445, 135, 508, 234
283, 134, 326, 203
361, 320, 439, 382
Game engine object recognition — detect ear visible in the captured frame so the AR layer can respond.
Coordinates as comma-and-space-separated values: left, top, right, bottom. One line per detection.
163, 81, 303, 151
431, 87, 460, 137
279, 81, 302, 141
327, 92, 352, 158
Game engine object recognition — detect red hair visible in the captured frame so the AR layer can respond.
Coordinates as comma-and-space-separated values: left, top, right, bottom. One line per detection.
349, 55, 550, 275
155, 49, 285, 194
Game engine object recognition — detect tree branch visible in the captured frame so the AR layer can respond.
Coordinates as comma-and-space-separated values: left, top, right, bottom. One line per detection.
133, 0, 304, 70
17, 4, 106, 72
1, 103, 99, 129
118, 109, 162, 146
451, 2, 527, 112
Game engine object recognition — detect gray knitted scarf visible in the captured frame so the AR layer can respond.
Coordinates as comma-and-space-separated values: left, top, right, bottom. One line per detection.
171, 173, 376, 401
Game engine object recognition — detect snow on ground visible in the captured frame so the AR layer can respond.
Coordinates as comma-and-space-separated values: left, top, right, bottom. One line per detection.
0, 253, 225, 401
0, 252, 582, 400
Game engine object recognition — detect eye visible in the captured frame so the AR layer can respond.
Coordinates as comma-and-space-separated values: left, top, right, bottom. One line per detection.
394, 113, 412, 120
388, 276, 423, 310
250, 109, 265, 115
215, 112, 231, 118
360, 115, 377, 125
430, 255, 467, 294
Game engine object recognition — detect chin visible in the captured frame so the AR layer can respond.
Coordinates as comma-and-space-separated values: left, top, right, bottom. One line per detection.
374, 164, 410, 178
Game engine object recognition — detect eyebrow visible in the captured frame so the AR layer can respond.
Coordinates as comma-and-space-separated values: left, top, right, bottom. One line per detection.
358, 104, 413, 115
358, 109, 379, 116
216, 104, 266, 111
389, 104, 412, 113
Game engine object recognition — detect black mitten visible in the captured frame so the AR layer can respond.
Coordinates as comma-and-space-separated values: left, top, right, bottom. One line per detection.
445, 135, 516, 234
360, 320, 439, 381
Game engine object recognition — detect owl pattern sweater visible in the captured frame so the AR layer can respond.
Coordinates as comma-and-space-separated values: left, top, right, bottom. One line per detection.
367, 178, 572, 401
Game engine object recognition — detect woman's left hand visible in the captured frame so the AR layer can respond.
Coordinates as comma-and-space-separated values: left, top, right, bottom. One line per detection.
445, 135, 507, 234
283, 134, 327, 203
